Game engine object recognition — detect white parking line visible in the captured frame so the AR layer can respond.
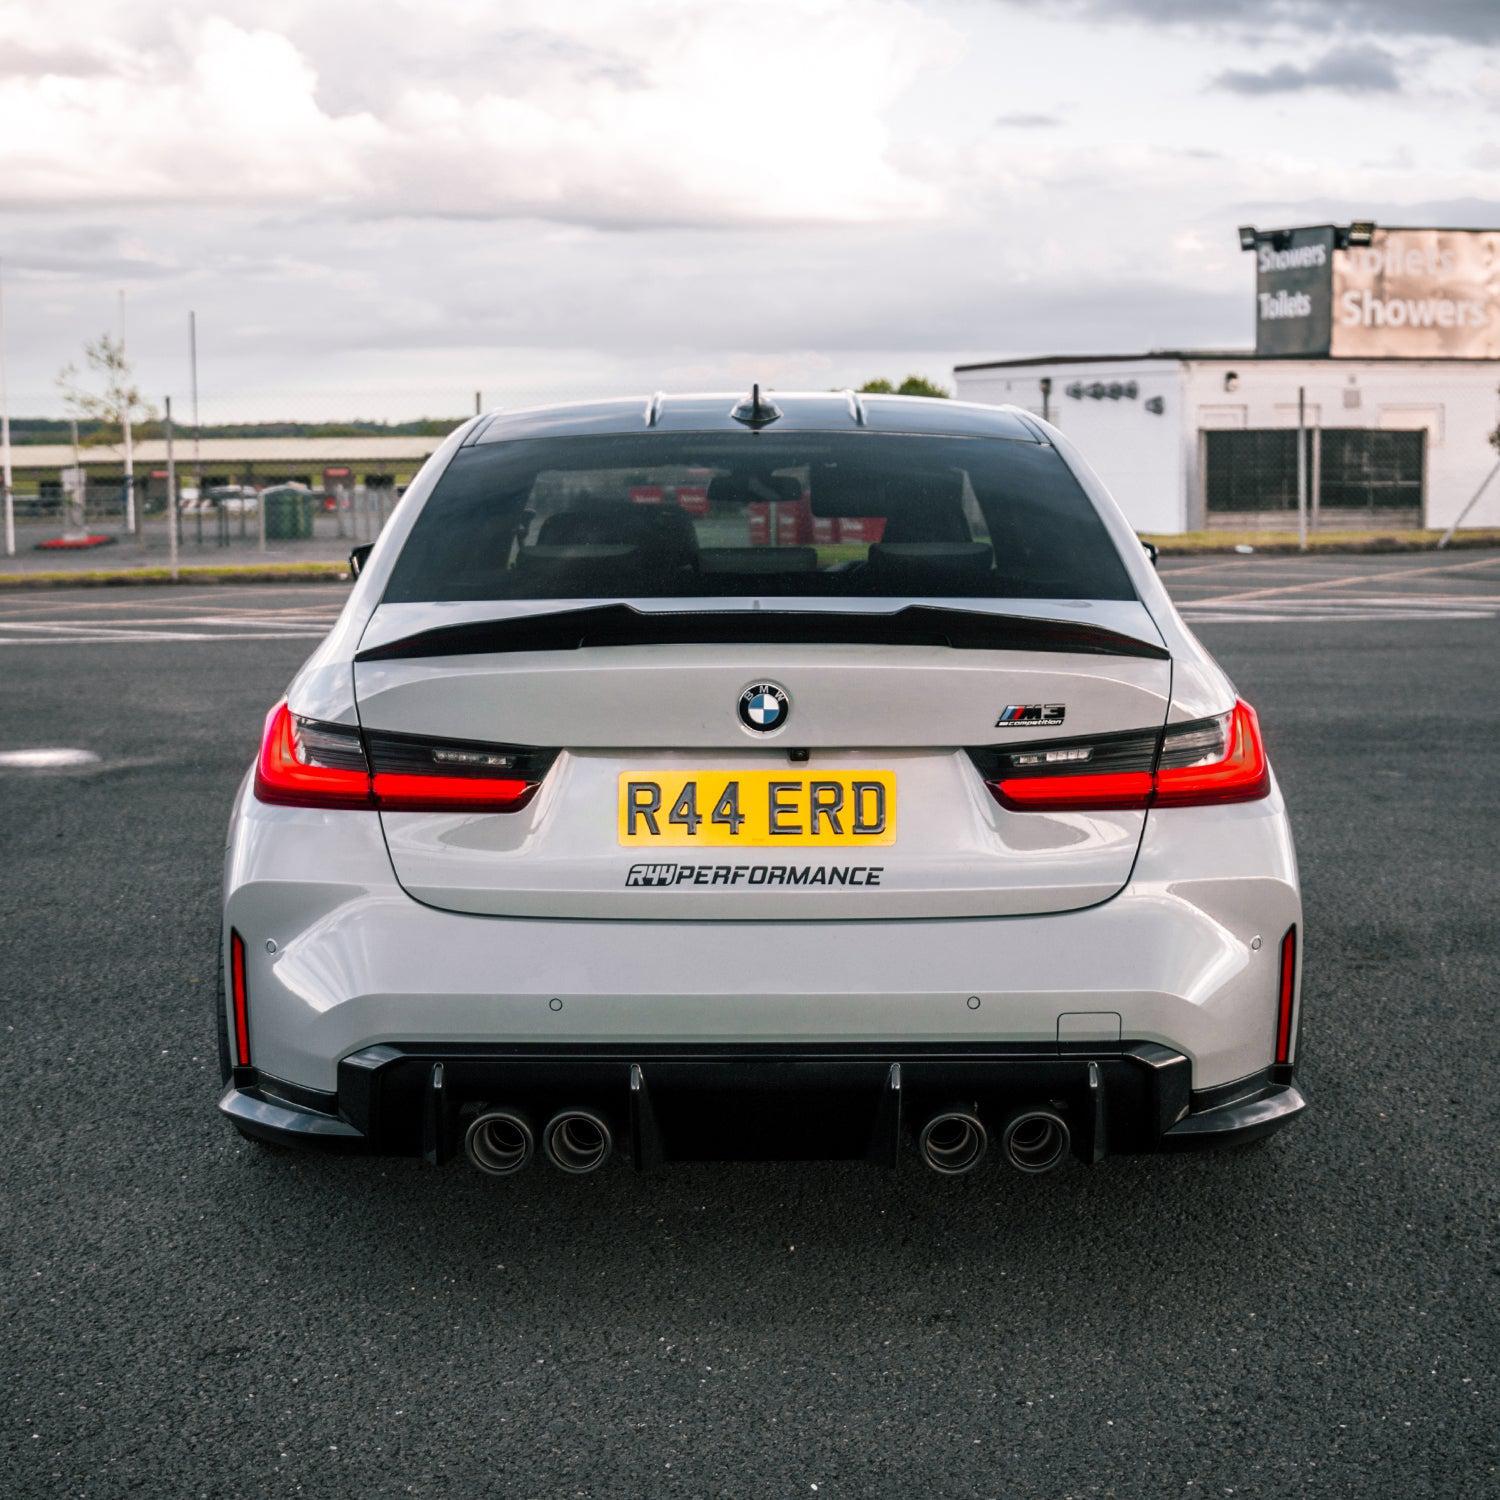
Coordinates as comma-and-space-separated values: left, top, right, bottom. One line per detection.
0, 559, 1495, 646
1183, 609, 1494, 623
0, 631, 327, 645
1188, 554, 1500, 607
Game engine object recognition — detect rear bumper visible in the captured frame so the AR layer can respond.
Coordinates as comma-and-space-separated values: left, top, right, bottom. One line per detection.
219, 1043, 1305, 1164
223, 785, 1304, 1100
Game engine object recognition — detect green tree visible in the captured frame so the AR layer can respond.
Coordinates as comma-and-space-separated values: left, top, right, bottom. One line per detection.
857, 374, 950, 398
56, 333, 156, 446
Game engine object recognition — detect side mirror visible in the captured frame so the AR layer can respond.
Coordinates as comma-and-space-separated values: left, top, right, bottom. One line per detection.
1139, 538, 1159, 568
349, 543, 374, 579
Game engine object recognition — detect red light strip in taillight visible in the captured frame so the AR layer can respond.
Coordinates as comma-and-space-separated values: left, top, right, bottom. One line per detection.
253, 701, 536, 813
989, 770, 1154, 811
230, 928, 251, 1068
989, 698, 1271, 812
1274, 925, 1297, 1065
370, 772, 536, 812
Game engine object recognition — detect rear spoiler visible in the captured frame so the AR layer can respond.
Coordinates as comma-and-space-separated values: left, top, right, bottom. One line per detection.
355, 603, 1169, 663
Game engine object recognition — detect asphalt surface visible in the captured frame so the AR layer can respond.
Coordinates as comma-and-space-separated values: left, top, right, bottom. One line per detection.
2, 554, 1497, 1498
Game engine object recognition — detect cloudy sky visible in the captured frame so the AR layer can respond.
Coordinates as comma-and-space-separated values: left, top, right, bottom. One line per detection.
2, 0, 1497, 419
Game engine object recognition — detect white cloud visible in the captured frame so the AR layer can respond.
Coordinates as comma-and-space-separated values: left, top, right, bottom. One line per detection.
0, 0, 954, 225
2, 0, 1497, 417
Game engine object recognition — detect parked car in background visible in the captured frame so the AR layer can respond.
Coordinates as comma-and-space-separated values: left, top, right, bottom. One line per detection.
181, 483, 259, 515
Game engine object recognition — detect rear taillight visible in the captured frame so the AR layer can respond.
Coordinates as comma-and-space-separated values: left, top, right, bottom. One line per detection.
229, 928, 251, 1067
252, 701, 544, 813
1274, 925, 1298, 1065
1154, 700, 1271, 807
982, 698, 1271, 812
254, 701, 372, 808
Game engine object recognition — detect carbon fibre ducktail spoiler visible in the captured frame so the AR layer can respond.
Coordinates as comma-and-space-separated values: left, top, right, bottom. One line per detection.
355, 603, 1169, 663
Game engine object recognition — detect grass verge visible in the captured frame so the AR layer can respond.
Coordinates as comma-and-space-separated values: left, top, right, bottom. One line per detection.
0, 560, 352, 590
1143, 528, 1500, 555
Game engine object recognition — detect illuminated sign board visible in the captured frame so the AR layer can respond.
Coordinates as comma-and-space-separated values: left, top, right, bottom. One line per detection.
1251, 226, 1500, 358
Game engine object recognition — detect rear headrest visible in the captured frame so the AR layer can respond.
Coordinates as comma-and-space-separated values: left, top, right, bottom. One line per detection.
515, 543, 642, 590
536, 501, 698, 566
864, 542, 994, 589
877, 473, 972, 544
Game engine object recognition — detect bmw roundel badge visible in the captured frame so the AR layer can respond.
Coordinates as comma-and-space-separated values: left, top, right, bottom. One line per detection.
738, 681, 790, 733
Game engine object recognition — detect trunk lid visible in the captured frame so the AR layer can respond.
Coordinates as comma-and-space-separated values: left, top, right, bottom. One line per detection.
352, 601, 1171, 920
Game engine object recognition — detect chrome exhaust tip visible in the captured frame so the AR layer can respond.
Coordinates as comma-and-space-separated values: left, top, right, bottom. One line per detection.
464, 1109, 535, 1177
543, 1109, 613, 1174
1000, 1109, 1071, 1174
918, 1110, 988, 1176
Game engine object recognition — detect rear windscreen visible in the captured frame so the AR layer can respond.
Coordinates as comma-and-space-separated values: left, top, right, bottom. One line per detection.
382, 431, 1136, 603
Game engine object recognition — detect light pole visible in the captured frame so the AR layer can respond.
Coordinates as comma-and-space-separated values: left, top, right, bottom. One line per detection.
119, 289, 136, 535
190, 311, 202, 544
0, 257, 14, 558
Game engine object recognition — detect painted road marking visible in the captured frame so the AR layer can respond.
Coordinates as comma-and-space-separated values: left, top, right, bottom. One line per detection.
0, 633, 326, 644
1185, 554, 1500, 607
0, 748, 102, 768
0, 560, 1494, 645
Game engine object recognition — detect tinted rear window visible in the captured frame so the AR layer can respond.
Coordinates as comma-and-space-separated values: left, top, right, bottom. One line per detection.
383, 432, 1136, 603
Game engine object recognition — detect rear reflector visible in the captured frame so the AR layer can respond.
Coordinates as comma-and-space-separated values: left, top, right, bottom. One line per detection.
1274, 925, 1297, 1065
253, 701, 542, 813
229, 929, 251, 1068
986, 698, 1271, 812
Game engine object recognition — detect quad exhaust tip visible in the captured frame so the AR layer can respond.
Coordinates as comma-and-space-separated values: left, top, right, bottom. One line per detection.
543, 1109, 613, 1174
918, 1110, 988, 1176
1000, 1109, 1071, 1174
464, 1109, 535, 1176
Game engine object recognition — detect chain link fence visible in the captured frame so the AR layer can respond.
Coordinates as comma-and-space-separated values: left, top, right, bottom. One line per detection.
0, 388, 564, 564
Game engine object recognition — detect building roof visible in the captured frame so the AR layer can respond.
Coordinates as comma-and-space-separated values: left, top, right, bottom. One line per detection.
956, 349, 1500, 372
955, 350, 1252, 372
5, 434, 442, 470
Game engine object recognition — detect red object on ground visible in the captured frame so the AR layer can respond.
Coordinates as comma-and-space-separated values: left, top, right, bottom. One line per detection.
34, 534, 118, 551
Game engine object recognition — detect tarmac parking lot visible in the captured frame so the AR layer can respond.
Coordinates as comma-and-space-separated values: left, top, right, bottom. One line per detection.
2, 551, 1496, 1498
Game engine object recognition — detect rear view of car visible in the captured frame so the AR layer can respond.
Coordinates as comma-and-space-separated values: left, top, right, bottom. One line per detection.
219, 391, 1304, 1176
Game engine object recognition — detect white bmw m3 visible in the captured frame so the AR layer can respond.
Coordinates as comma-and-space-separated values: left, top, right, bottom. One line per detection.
218, 389, 1304, 1176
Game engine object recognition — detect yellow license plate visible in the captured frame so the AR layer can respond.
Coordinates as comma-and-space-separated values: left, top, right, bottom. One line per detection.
618, 770, 896, 847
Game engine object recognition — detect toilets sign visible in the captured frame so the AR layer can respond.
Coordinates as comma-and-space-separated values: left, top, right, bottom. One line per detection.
1249, 225, 1500, 358
1253, 226, 1334, 356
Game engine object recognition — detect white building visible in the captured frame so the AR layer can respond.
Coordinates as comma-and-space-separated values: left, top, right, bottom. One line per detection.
953, 351, 1500, 535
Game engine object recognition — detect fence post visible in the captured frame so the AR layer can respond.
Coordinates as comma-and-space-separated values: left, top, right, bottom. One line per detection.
190, 310, 203, 547
164, 395, 179, 582
1296, 387, 1308, 551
